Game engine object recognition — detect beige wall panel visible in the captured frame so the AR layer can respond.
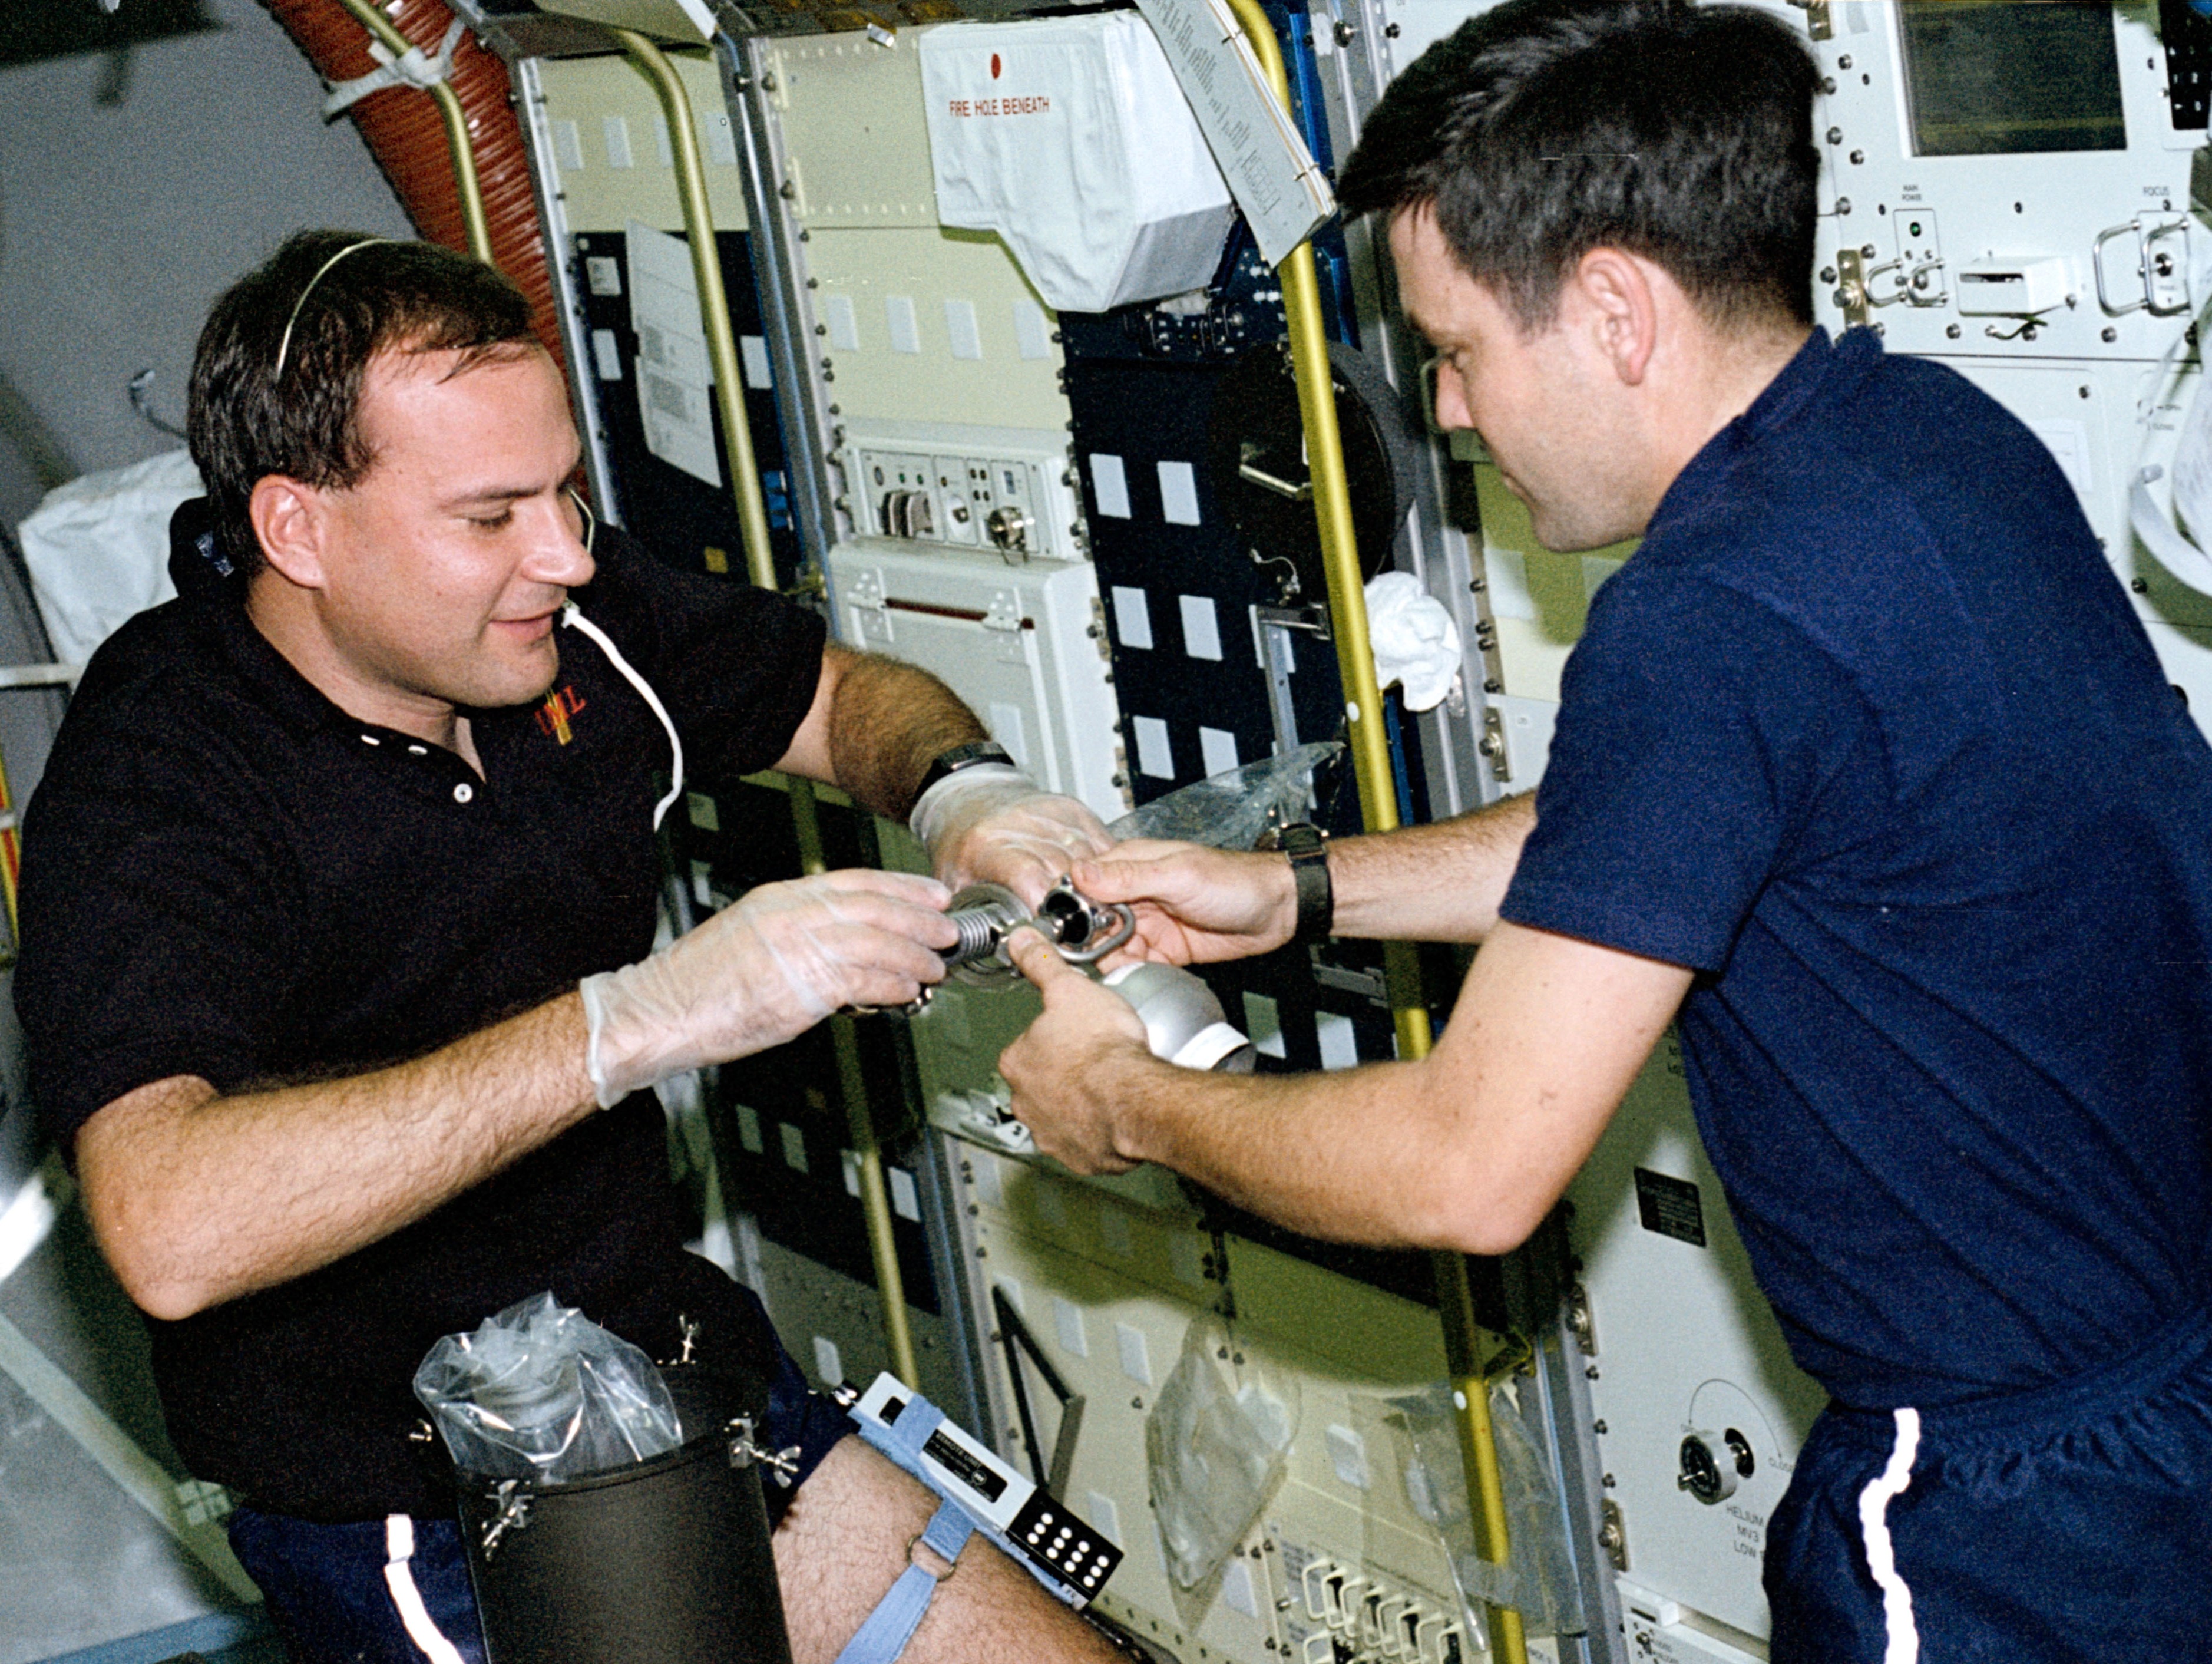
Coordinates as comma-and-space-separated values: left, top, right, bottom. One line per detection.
1471, 462, 1636, 705
974, 1224, 1282, 1664
1222, 1238, 1449, 1385
537, 51, 749, 233
804, 226, 1069, 431
746, 1233, 964, 1408
769, 31, 938, 227
972, 1145, 1214, 1304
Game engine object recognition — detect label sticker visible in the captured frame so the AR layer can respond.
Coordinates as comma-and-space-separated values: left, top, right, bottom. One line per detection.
1634, 1167, 1707, 1247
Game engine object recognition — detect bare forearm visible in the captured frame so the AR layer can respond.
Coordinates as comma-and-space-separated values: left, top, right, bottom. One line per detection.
824, 646, 986, 818
79, 993, 597, 1320
1330, 793, 1535, 943
1105, 1051, 1515, 1251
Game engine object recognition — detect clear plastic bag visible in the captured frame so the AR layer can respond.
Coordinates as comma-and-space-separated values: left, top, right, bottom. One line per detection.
413, 1292, 685, 1483
1145, 1319, 1298, 1589
1391, 1383, 1584, 1638
1106, 741, 1343, 852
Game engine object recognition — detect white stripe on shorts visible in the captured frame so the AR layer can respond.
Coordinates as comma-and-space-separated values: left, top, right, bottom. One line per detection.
1856, 1407, 1923, 1664
384, 1513, 468, 1664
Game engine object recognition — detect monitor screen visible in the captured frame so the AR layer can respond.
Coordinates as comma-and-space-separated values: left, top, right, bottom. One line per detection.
1900, 1, 2127, 156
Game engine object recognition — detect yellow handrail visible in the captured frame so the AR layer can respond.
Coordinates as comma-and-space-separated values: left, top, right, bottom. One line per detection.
1215, 6, 1529, 1659
330, 0, 494, 265
615, 30, 921, 1391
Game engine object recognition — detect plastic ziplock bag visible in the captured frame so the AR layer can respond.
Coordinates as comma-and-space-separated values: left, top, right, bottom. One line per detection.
413, 1292, 684, 1483
1390, 1384, 1583, 1638
1107, 741, 1344, 852
1145, 1319, 1298, 1590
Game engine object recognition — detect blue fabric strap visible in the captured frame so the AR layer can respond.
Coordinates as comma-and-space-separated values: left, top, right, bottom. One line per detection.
832, 1497, 974, 1664
839, 1382, 1083, 1646
858, 1392, 947, 1480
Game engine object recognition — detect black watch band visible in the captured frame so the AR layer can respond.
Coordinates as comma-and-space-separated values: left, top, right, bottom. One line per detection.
1277, 822, 1333, 943
914, 740, 1016, 805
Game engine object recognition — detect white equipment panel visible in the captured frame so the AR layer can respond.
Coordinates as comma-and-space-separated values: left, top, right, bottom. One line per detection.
825, 539, 1130, 822
842, 418, 1083, 560
1566, 1041, 1827, 1646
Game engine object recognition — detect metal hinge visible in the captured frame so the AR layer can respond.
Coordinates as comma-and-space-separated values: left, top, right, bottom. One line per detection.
1567, 1282, 1597, 1356
1599, 1499, 1629, 1573
1834, 246, 1872, 331
1479, 705, 1512, 783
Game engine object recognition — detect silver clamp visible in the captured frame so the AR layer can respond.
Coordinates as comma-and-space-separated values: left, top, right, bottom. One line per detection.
945, 878, 1136, 989
728, 1414, 804, 1488
479, 1478, 532, 1560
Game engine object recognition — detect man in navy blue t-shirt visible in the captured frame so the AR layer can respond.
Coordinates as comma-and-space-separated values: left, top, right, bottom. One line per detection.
999, 3, 2212, 1655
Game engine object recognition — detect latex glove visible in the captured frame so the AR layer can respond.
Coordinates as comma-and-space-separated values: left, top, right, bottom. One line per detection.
579, 869, 956, 1107
911, 763, 1112, 906
1069, 839, 1296, 968
998, 929, 1155, 1175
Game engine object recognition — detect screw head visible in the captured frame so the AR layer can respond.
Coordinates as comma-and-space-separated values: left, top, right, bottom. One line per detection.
1836, 197, 1852, 215
1826, 126, 1843, 144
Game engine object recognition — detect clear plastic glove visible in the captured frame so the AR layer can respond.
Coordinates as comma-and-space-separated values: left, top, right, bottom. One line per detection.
910, 763, 1112, 906
579, 869, 957, 1108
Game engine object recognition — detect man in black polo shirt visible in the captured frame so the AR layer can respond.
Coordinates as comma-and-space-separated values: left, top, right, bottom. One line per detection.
15, 233, 1121, 1663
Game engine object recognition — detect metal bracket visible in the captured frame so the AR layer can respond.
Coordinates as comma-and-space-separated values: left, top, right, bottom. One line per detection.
1309, 955, 1388, 1006
1566, 1282, 1597, 1356
1791, 0, 1833, 40
1833, 246, 1872, 330
480, 1479, 532, 1560
1254, 603, 1331, 640
991, 1285, 1086, 1499
727, 1414, 804, 1488
1478, 705, 1512, 784
1598, 1498, 1629, 1573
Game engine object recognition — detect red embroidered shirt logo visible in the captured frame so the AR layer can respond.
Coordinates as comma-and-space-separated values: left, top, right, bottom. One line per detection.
535, 685, 587, 744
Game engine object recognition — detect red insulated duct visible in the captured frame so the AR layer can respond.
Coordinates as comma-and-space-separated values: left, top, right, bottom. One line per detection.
261, 0, 569, 379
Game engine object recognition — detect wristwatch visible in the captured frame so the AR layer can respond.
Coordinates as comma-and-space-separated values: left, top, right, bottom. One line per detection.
914, 740, 1016, 804
1274, 822, 1333, 943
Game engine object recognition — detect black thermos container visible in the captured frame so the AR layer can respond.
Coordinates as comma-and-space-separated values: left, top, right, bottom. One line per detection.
452, 1367, 794, 1664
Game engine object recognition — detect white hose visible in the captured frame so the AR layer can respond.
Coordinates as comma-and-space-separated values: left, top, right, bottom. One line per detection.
561, 603, 685, 830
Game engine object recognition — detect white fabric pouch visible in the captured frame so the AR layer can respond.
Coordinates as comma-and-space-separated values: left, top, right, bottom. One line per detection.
918, 14, 1235, 313
18, 449, 199, 665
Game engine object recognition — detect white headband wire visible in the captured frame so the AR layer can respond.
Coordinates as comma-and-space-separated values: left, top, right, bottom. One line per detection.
273, 239, 392, 378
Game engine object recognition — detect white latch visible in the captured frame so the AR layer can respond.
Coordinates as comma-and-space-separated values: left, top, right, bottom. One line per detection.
983, 589, 1024, 633
1956, 256, 2071, 316
845, 567, 892, 646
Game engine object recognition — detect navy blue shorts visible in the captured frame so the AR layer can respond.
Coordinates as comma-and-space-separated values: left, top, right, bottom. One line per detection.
1765, 1304, 2212, 1662
229, 1324, 853, 1664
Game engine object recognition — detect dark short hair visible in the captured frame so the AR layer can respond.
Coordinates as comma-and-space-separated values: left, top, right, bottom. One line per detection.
187, 232, 537, 575
1338, 0, 1820, 332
